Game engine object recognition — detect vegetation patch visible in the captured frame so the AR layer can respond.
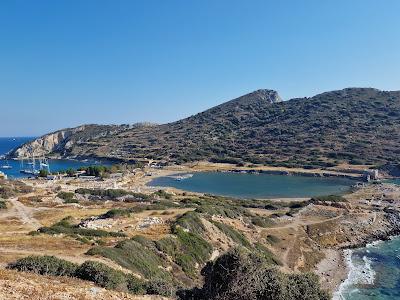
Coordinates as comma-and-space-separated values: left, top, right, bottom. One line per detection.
254, 243, 282, 266
178, 248, 329, 300
266, 234, 281, 245
210, 220, 251, 248
87, 237, 170, 280
38, 217, 126, 238
57, 191, 79, 203
172, 211, 205, 235
153, 189, 173, 199
101, 208, 132, 219
75, 188, 152, 201
0, 200, 6, 209
156, 228, 212, 278
7, 255, 78, 277
8, 256, 148, 295
251, 216, 275, 228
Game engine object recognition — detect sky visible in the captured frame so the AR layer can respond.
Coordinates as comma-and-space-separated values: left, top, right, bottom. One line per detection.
1, 0, 400, 136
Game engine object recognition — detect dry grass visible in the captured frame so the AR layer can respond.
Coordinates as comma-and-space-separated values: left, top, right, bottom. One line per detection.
0, 269, 167, 300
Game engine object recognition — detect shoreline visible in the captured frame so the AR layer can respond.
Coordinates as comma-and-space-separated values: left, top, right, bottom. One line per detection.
318, 232, 400, 298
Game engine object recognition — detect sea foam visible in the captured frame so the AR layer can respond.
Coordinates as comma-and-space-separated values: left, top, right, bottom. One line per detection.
333, 249, 376, 300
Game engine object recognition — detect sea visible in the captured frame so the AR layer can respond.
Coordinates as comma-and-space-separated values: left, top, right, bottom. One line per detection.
0, 137, 106, 178
335, 237, 400, 300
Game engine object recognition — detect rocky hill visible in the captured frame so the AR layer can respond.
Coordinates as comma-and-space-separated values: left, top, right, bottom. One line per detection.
11, 88, 400, 168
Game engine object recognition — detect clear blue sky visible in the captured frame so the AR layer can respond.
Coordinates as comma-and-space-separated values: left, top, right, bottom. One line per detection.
1, 0, 400, 136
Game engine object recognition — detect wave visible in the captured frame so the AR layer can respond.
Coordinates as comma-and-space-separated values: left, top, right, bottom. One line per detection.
333, 249, 376, 300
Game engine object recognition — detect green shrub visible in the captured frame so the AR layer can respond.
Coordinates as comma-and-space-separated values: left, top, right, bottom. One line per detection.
211, 220, 251, 248
266, 234, 281, 245
172, 211, 205, 235
254, 243, 282, 266
0, 186, 15, 199
75, 261, 127, 290
146, 278, 177, 297
75, 188, 151, 201
153, 189, 173, 200
0, 200, 6, 209
87, 238, 170, 279
102, 208, 132, 219
57, 192, 78, 203
38, 169, 49, 177
126, 274, 147, 294
38, 218, 126, 238
285, 273, 330, 300
7, 255, 78, 277
57, 191, 75, 200
178, 248, 329, 300
251, 216, 275, 228
156, 228, 212, 278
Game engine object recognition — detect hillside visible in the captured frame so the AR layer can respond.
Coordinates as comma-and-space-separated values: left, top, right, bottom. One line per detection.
11, 88, 400, 168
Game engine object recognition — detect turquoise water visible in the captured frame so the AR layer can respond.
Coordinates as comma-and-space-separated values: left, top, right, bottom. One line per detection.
149, 171, 355, 198
0, 137, 108, 178
386, 179, 400, 185
338, 237, 400, 300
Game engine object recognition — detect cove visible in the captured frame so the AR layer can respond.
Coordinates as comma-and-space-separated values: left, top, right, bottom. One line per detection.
149, 171, 355, 199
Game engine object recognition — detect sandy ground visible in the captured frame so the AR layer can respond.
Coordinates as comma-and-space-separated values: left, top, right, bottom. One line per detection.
0, 269, 167, 300
315, 249, 348, 292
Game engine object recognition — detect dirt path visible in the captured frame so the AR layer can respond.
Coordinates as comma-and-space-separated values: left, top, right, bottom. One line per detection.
0, 197, 42, 230
269, 213, 344, 231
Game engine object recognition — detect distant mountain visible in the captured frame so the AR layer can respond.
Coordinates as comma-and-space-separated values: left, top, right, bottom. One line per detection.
11, 88, 400, 168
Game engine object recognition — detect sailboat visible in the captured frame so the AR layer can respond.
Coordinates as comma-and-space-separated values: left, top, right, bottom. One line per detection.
39, 157, 51, 173
20, 149, 39, 176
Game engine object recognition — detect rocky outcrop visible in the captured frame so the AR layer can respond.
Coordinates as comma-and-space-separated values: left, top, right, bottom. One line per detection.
11, 126, 87, 158
10, 124, 131, 159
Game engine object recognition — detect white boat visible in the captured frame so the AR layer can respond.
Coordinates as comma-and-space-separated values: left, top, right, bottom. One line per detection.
173, 174, 194, 181
20, 149, 50, 176
1, 160, 12, 169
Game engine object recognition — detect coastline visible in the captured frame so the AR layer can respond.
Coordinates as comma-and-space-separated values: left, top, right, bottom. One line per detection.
315, 249, 349, 295
318, 233, 400, 299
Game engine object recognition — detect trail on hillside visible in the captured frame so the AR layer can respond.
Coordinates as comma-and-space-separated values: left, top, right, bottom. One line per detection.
0, 197, 42, 230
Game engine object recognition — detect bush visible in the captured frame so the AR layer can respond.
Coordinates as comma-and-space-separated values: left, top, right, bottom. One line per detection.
101, 208, 131, 219
75, 188, 151, 201
178, 248, 329, 300
0, 186, 15, 199
87, 238, 170, 279
0, 200, 6, 209
266, 234, 281, 245
8, 256, 147, 295
156, 228, 212, 278
38, 218, 126, 238
38, 169, 49, 177
172, 211, 206, 235
211, 221, 251, 248
75, 261, 127, 290
153, 189, 173, 200
57, 192, 78, 203
251, 216, 275, 228
146, 278, 177, 297
7, 255, 78, 277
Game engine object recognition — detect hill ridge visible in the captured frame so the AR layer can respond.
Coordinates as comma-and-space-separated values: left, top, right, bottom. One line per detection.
11, 87, 400, 169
